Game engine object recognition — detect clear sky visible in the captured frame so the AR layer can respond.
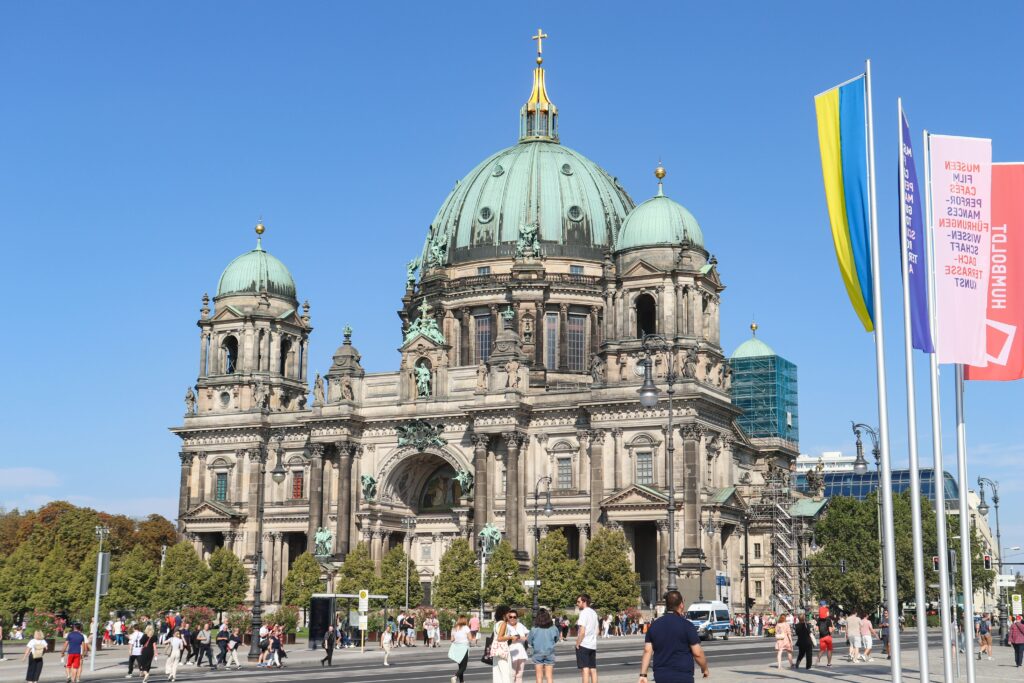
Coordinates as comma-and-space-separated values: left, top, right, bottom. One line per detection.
3, 2, 1022, 550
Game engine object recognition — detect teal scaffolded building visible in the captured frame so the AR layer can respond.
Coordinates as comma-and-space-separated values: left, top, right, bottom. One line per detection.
729, 323, 799, 446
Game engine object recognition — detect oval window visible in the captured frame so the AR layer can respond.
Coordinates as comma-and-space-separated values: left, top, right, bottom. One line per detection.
219, 392, 231, 406
561, 163, 573, 175
567, 205, 584, 222
492, 164, 505, 177
479, 206, 494, 223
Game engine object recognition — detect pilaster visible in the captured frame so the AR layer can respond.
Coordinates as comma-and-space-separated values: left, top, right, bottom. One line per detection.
307, 443, 325, 552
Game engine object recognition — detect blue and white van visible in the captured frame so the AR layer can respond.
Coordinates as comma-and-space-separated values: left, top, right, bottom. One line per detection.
684, 600, 731, 640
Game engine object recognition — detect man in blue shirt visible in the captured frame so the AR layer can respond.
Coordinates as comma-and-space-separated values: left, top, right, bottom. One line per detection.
62, 623, 89, 682
639, 592, 709, 683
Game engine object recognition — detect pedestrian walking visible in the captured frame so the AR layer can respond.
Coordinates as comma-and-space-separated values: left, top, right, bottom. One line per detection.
225, 629, 242, 670
321, 625, 336, 667
978, 613, 993, 660
575, 594, 600, 683
426, 614, 440, 648
447, 616, 474, 683
1009, 615, 1024, 667
62, 622, 89, 683
381, 623, 394, 666
504, 609, 529, 683
794, 614, 814, 670
163, 631, 183, 682
859, 611, 876, 662
23, 631, 47, 683
215, 624, 229, 668
527, 609, 561, 683
846, 610, 862, 662
637, 591, 709, 683
195, 623, 214, 668
491, 606, 514, 683
136, 626, 157, 683
470, 615, 481, 644
774, 613, 794, 669
126, 624, 143, 677
816, 613, 835, 668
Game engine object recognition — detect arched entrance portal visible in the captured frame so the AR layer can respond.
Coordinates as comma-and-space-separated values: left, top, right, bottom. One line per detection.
378, 448, 471, 513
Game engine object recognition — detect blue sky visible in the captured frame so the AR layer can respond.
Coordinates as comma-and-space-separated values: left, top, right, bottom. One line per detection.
2, 1, 1022, 549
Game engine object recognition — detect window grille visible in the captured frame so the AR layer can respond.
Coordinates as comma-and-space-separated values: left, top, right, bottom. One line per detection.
567, 314, 586, 371
475, 314, 493, 363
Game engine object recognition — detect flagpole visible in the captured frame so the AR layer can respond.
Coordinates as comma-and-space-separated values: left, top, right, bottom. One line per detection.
924, 129, 956, 682
897, 97, 930, 681
955, 363, 977, 682
865, 58, 902, 683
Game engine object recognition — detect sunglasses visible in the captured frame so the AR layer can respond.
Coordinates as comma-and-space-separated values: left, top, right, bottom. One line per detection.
508, 616, 518, 620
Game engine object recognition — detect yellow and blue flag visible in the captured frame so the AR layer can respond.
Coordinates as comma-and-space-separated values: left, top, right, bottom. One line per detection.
814, 75, 874, 332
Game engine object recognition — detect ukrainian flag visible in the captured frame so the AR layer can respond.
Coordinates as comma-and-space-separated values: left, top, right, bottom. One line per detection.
814, 75, 874, 332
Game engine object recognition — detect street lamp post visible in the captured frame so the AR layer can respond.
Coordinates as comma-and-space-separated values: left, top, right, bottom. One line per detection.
532, 476, 554, 614
638, 334, 679, 592
977, 477, 1004, 639
89, 525, 109, 672
247, 434, 287, 660
853, 422, 885, 609
402, 516, 417, 611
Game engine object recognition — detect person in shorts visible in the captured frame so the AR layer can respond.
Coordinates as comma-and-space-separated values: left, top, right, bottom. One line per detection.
846, 611, 862, 662
528, 609, 561, 683
575, 594, 600, 683
816, 614, 835, 667
63, 623, 89, 682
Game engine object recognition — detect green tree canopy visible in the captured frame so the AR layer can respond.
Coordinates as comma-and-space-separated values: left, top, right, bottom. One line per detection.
579, 528, 639, 613
536, 529, 580, 611
282, 553, 326, 610
432, 538, 480, 611
152, 542, 212, 611
29, 547, 79, 615
204, 547, 249, 613
376, 546, 422, 609
484, 540, 527, 607
336, 543, 376, 596
104, 544, 159, 615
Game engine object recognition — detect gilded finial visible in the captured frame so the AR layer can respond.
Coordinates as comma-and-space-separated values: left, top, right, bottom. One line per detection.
751, 321, 759, 336
532, 28, 548, 65
255, 219, 265, 235
655, 160, 666, 196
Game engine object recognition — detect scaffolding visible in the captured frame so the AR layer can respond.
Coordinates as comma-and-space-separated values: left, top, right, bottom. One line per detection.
750, 463, 797, 614
730, 353, 799, 444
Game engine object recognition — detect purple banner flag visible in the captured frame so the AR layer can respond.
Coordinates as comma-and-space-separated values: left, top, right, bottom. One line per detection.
901, 111, 934, 352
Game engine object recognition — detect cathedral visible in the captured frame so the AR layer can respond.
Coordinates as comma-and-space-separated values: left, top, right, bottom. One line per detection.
172, 35, 815, 612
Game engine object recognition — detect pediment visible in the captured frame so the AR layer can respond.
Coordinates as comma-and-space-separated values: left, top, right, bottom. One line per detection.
211, 306, 244, 322
601, 484, 669, 509
699, 263, 724, 289
401, 334, 446, 353
182, 500, 243, 521
706, 486, 746, 511
622, 260, 662, 278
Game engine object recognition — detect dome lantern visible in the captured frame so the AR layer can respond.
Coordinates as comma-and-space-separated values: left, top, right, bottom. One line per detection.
519, 28, 558, 143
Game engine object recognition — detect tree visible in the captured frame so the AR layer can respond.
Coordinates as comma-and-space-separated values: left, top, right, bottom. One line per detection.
432, 539, 479, 611
152, 542, 211, 610
282, 553, 326, 616
579, 528, 639, 613
204, 547, 249, 614
30, 548, 81, 615
134, 515, 179, 564
104, 544, 158, 614
377, 546, 422, 609
484, 540, 527, 607
809, 495, 882, 609
536, 529, 580, 611
0, 544, 38, 618
336, 543, 376, 596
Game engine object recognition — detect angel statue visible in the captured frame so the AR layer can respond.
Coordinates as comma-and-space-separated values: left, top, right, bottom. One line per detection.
360, 474, 378, 502
478, 522, 502, 556
454, 469, 475, 498
184, 387, 197, 415
515, 222, 540, 258
415, 363, 432, 397
406, 257, 420, 285
314, 526, 333, 556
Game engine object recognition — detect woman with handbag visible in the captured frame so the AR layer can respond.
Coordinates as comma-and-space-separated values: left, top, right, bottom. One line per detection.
448, 616, 475, 683
22, 630, 47, 683
489, 605, 514, 683
137, 626, 157, 683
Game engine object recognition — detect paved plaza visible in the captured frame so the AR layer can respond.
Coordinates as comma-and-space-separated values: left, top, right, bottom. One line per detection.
1, 633, 1017, 683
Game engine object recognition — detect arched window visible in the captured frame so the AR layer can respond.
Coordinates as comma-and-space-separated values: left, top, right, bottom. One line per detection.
636, 294, 657, 338
256, 330, 265, 371
222, 336, 239, 374
279, 338, 292, 376
420, 464, 464, 512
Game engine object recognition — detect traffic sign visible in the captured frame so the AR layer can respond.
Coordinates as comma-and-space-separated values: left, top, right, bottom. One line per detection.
358, 589, 369, 612
997, 574, 1016, 588
1012, 594, 1022, 617
358, 614, 368, 631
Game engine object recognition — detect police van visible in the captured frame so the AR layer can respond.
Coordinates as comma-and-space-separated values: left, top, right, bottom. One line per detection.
684, 600, 731, 640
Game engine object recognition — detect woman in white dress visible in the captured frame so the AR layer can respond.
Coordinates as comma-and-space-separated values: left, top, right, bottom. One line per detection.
164, 630, 184, 682
492, 606, 513, 683
504, 609, 529, 683
381, 623, 394, 666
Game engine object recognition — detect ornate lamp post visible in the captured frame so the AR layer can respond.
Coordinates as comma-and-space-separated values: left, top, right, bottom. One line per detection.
638, 334, 679, 592
402, 516, 417, 610
977, 477, 1004, 638
531, 475, 554, 614
853, 423, 884, 607
248, 434, 287, 660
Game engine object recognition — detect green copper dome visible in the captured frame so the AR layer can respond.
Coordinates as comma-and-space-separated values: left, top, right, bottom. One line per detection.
420, 140, 634, 267
216, 238, 297, 300
615, 183, 703, 252
731, 324, 775, 358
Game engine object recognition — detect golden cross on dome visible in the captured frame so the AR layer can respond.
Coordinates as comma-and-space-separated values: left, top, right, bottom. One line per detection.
532, 28, 548, 61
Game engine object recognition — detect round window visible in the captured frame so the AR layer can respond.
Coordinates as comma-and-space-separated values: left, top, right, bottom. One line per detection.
567, 205, 584, 222
561, 163, 573, 175
492, 164, 505, 177
478, 206, 494, 223
219, 392, 231, 406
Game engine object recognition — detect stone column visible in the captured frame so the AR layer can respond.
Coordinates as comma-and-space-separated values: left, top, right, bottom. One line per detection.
576, 431, 590, 495
199, 333, 209, 378
656, 519, 669, 597
589, 431, 605, 530
611, 428, 623, 490
690, 288, 703, 339
503, 432, 522, 554
472, 434, 489, 536
711, 296, 721, 345
335, 442, 353, 557
270, 532, 283, 602
247, 450, 263, 558
590, 306, 601, 353
460, 308, 471, 365
307, 444, 325, 552
604, 291, 615, 342
269, 332, 280, 376
178, 452, 194, 529
681, 426, 702, 553
301, 340, 310, 381
558, 304, 569, 370
576, 523, 590, 557
535, 302, 545, 367
195, 452, 207, 504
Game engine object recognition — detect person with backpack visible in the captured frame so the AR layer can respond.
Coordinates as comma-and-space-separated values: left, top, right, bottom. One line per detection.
22, 630, 48, 683
1009, 614, 1024, 667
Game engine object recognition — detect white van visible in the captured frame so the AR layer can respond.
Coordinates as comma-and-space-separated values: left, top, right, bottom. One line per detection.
684, 600, 731, 640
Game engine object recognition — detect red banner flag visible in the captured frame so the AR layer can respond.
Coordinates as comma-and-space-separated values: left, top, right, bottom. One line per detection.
966, 163, 1024, 381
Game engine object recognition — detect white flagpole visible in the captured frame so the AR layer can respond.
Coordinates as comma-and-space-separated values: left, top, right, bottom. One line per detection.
897, 97, 930, 681
924, 129, 956, 682
865, 58, 902, 683
955, 363, 977, 682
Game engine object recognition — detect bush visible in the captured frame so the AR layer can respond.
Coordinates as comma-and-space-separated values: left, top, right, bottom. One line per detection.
25, 611, 57, 638
226, 606, 252, 634
436, 608, 457, 632
265, 605, 299, 633
181, 605, 216, 627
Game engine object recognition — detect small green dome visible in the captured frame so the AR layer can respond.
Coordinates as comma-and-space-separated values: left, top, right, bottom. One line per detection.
615, 190, 704, 252
217, 239, 297, 299
731, 324, 775, 358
